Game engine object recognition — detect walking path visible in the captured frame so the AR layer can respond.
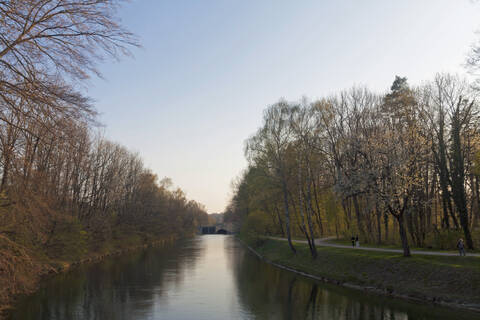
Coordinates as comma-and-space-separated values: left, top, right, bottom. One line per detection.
267, 236, 480, 257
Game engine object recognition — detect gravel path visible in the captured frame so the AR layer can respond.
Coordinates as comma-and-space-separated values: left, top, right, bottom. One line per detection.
267, 236, 480, 257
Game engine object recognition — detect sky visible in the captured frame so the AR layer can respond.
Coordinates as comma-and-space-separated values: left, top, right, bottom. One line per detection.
86, 0, 480, 213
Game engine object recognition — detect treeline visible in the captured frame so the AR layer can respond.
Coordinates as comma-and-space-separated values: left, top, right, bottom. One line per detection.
0, 122, 209, 256
225, 74, 480, 257
0, 0, 208, 264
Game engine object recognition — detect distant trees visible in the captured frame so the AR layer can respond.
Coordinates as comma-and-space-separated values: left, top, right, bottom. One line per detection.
0, 107, 209, 253
228, 74, 480, 257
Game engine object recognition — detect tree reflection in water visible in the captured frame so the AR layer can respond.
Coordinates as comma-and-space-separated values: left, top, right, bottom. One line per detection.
9, 236, 479, 320
10, 239, 206, 320
229, 238, 476, 320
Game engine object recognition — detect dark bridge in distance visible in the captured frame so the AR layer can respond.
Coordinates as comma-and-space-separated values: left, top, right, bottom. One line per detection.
199, 224, 232, 235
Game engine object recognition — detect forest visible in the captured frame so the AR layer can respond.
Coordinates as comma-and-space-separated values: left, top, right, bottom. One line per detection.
0, 0, 209, 307
226, 74, 480, 257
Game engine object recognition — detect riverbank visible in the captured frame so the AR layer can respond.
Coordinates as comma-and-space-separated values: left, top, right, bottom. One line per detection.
242, 237, 480, 313
0, 234, 178, 319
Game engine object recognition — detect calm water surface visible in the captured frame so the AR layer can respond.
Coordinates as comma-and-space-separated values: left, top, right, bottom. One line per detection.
9, 236, 478, 320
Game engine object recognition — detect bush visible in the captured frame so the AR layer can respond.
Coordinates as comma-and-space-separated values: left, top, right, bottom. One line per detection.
425, 229, 463, 250
45, 218, 88, 261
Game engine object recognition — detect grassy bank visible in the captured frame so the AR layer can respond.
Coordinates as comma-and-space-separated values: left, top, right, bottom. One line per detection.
0, 231, 179, 318
325, 238, 466, 253
245, 237, 480, 312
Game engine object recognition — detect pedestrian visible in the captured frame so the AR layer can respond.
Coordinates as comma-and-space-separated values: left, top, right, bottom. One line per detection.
457, 238, 466, 256
355, 235, 360, 247
351, 236, 355, 247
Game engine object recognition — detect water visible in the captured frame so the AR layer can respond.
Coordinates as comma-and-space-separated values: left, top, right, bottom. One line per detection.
9, 236, 478, 320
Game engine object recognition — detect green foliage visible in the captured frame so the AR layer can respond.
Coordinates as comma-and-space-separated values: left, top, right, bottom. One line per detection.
473, 151, 480, 176
46, 219, 88, 261
241, 210, 275, 242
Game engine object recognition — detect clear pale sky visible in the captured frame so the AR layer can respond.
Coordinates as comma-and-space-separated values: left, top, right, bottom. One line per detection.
87, 0, 480, 213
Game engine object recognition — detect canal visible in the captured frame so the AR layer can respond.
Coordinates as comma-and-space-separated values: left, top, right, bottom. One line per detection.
9, 235, 478, 320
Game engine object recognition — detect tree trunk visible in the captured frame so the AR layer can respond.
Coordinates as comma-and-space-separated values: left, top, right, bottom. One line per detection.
474, 178, 480, 229
274, 204, 285, 236
282, 180, 296, 254
311, 178, 324, 236
405, 208, 417, 246
397, 214, 411, 257
305, 170, 317, 258
0, 155, 10, 192
376, 205, 382, 244
450, 105, 474, 249
384, 213, 389, 243
352, 195, 364, 239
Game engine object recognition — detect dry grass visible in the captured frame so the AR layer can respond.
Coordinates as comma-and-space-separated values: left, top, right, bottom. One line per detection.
0, 235, 53, 316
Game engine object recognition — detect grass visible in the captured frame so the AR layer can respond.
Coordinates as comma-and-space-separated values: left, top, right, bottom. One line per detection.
325, 238, 465, 253
247, 237, 480, 306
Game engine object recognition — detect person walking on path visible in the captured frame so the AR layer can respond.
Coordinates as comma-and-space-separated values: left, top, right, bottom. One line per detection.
351, 236, 355, 247
457, 238, 466, 256
355, 235, 360, 248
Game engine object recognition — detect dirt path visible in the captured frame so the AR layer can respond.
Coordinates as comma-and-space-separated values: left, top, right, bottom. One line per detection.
267, 236, 480, 257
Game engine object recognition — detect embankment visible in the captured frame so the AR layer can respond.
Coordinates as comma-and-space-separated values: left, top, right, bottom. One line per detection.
243, 237, 480, 313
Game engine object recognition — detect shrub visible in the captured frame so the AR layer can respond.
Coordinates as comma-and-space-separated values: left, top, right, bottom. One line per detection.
45, 218, 88, 261
425, 229, 463, 250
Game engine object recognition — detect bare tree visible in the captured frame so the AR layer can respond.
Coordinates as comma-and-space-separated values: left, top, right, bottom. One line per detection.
246, 102, 297, 254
